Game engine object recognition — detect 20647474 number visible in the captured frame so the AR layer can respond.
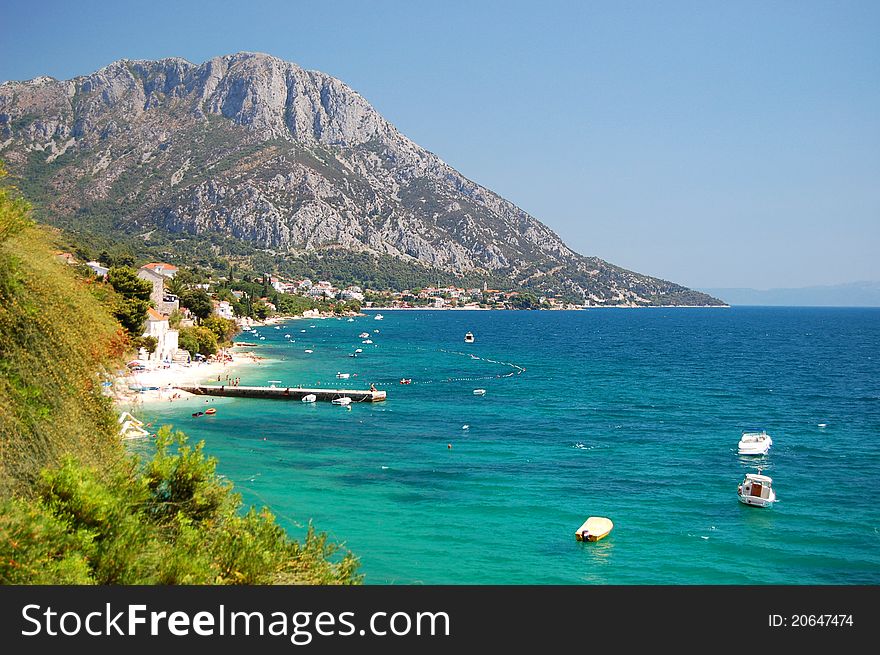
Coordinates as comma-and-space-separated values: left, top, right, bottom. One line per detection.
769, 614, 854, 627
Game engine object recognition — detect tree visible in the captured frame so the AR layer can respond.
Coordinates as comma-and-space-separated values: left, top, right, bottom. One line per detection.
107, 266, 153, 337
201, 316, 238, 346
178, 326, 218, 357
165, 276, 186, 297
180, 289, 213, 322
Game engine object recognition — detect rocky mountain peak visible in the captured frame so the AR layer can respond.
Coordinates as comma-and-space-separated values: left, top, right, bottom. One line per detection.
0, 53, 722, 306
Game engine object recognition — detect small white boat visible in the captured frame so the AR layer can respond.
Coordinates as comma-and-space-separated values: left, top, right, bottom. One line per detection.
301, 329, 306, 333
374, 329, 380, 333
332, 397, 352, 406
575, 516, 614, 542
738, 430, 773, 455
355, 348, 363, 353
359, 332, 370, 338
304, 349, 313, 353
301, 394, 317, 403
464, 331, 475, 343
284, 334, 291, 338
374, 314, 384, 320
259, 336, 265, 340
473, 389, 486, 396
362, 339, 373, 344
737, 472, 777, 507
347, 318, 354, 322
275, 326, 280, 330
310, 325, 316, 328
336, 372, 350, 379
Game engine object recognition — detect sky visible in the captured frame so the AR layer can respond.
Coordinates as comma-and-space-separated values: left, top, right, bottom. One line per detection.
1, 0, 878, 289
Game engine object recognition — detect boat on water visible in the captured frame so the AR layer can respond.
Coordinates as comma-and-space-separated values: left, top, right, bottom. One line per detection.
738, 430, 773, 455
374, 314, 384, 320
337, 372, 351, 379
347, 318, 355, 322
204, 407, 217, 415
355, 348, 363, 353
473, 389, 486, 396
118, 411, 150, 439
400, 378, 412, 385
464, 331, 475, 343
284, 334, 291, 338
304, 349, 313, 353
737, 472, 777, 507
332, 397, 352, 406
302, 394, 317, 403
359, 332, 370, 338
128, 384, 160, 392
192, 411, 205, 417
374, 329, 380, 333
362, 339, 373, 344
575, 516, 614, 542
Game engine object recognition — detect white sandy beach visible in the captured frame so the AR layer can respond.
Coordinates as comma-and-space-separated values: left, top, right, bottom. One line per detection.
110, 347, 267, 412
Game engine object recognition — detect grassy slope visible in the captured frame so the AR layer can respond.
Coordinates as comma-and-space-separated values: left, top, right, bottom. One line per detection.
0, 168, 361, 584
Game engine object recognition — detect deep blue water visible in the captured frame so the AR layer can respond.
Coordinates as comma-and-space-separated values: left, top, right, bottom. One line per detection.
139, 307, 880, 584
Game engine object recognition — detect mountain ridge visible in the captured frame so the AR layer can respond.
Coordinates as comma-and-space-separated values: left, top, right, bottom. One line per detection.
0, 52, 722, 305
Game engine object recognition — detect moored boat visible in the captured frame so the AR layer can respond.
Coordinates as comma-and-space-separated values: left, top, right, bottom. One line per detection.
301, 394, 317, 403
332, 396, 352, 406
464, 331, 475, 343
737, 472, 777, 507
738, 430, 773, 455
204, 407, 217, 415
575, 516, 614, 542
473, 389, 486, 396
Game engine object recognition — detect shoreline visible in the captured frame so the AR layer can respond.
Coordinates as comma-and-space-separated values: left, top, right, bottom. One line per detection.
110, 345, 268, 412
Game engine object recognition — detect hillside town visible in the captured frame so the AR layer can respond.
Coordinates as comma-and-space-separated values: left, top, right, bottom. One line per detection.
54, 252, 587, 366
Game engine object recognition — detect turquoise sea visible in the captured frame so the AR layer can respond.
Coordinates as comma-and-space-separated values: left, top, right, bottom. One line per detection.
138, 307, 880, 584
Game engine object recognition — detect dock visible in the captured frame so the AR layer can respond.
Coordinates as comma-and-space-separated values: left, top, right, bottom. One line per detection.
176, 384, 387, 403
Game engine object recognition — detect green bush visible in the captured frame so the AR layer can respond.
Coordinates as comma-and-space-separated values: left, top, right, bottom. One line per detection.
178, 325, 218, 357
0, 428, 361, 584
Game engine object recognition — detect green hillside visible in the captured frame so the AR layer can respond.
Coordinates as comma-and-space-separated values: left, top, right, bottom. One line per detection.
0, 166, 361, 584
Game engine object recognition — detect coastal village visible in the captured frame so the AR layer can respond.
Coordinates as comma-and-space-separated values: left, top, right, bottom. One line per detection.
57, 252, 588, 367
49, 252, 582, 412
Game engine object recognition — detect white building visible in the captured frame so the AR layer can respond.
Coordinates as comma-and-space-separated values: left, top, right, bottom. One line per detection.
141, 308, 179, 363
214, 300, 235, 320
86, 261, 109, 277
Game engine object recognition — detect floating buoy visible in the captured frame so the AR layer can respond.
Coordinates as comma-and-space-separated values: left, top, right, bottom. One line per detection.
447, 443, 452, 449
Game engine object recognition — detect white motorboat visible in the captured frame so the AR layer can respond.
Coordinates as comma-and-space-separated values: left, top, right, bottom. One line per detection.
284, 334, 291, 338
304, 349, 313, 353
464, 331, 475, 343
738, 430, 773, 455
374, 329, 379, 333
355, 348, 363, 353
301, 394, 317, 403
332, 396, 352, 406
336, 372, 350, 379
347, 318, 354, 322
473, 389, 486, 396
737, 472, 777, 507
374, 314, 384, 320
362, 339, 373, 344
359, 332, 370, 338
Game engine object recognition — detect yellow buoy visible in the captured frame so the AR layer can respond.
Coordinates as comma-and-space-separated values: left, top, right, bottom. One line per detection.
575, 516, 613, 542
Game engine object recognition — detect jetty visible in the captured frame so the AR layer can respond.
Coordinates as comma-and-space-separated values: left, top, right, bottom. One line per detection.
176, 384, 387, 403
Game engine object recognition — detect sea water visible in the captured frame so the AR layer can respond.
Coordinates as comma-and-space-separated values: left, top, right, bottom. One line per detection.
140, 307, 880, 584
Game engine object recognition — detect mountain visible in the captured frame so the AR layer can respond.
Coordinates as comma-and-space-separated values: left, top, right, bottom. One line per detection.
702, 282, 880, 307
0, 52, 721, 305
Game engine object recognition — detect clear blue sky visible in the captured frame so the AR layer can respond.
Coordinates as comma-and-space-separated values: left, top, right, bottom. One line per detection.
2, 0, 878, 288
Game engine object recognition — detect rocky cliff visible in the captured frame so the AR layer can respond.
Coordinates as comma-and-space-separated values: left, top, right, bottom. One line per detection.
0, 52, 721, 305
